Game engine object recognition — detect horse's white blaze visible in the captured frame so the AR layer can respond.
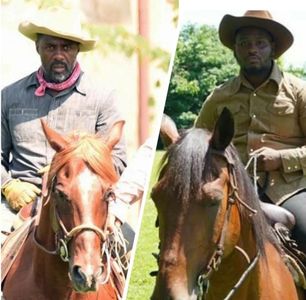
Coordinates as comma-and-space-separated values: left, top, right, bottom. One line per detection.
77, 168, 98, 222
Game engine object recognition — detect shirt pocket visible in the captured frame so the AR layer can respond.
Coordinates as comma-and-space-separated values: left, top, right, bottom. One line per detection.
9, 108, 40, 142
63, 109, 97, 134
266, 99, 298, 136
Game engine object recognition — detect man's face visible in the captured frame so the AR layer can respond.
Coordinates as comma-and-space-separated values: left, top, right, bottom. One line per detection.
36, 35, 79, 83
234, 27, 275, 75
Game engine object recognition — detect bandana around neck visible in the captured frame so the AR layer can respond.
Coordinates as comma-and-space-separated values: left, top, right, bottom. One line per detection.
35, 62, 81, 96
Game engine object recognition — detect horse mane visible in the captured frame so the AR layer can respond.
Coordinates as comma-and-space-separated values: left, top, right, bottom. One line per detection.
159, 127, 280, 257
48, 132, 118, 188
222, 145, 280, 257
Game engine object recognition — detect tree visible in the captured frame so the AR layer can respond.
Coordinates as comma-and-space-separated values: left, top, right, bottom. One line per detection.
165, 23, 238, 128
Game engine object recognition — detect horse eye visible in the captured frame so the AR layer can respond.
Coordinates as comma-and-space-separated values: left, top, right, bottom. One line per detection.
201, 183, 223, 206
104, 189, 115, 202
55, 188, 69, 202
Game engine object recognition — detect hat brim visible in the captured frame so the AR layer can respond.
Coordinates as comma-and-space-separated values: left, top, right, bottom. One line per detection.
19, 22, 97, 52
219, 14, 293, 58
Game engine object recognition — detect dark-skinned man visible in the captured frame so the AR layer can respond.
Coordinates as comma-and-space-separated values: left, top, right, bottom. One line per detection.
196, 11, 306, 253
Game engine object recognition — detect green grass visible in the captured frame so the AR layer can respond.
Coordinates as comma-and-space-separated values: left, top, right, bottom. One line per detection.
126, 151, 165, 300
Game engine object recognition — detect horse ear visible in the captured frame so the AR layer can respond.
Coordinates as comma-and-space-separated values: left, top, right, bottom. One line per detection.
210, 107, 234, 151
159, 114, 180, 147
105, 121, 125, 150
40, 119, 68, 152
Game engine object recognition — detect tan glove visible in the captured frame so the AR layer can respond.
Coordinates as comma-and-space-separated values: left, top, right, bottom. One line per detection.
1, 179, 41, 212
37, 165, 50, 175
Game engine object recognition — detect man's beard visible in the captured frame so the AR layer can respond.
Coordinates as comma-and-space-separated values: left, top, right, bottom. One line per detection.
47, 62, 72, 83
243, 64, 271, 76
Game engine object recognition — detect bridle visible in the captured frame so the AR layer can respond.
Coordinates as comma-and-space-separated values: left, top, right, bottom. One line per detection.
33, 175, 115, 283
197, 150, 259, 300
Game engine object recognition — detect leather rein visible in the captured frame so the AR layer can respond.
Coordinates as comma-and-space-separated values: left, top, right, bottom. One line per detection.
33, 175, 115, 264
197, 151, 259, 300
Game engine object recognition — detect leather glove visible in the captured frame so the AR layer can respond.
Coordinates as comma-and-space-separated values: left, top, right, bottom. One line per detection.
1, 179, 41, 212
37, 165, 50, 175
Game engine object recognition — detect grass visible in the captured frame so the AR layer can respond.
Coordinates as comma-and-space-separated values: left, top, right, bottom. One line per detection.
126, 151, 165, 300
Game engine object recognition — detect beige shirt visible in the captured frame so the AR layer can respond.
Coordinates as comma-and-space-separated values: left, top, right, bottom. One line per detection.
195, 63, 306, 204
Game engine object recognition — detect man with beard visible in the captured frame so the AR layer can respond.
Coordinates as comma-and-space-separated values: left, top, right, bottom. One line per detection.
1, 8, 126, 238
195, 11, 306, 253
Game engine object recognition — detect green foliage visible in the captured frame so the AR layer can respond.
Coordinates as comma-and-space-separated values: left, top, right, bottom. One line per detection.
165, 23, 239, 128
127, 151, 163, 300
286, 64, 306, 80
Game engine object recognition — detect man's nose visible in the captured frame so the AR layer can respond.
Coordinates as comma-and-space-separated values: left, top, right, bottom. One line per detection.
53, 47, 65, 59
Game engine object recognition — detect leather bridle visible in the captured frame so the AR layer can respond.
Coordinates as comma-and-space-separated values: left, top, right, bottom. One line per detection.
197, 151, 259, 300
33, 175, 115, 265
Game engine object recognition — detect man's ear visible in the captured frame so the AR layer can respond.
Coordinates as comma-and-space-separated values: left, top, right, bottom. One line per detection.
35, 41, 40, 54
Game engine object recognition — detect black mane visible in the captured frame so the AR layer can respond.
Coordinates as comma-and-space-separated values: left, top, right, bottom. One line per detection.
159, 127, 279, 257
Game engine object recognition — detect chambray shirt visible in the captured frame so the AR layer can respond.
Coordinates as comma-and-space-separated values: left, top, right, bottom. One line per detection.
1, 71, 127, 187
195, 63, 306, 204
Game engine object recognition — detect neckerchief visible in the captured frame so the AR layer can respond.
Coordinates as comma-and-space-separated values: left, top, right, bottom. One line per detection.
35, 62, 81, 96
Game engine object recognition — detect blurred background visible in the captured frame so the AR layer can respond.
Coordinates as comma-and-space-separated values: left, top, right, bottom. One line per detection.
1, 0, 179, 158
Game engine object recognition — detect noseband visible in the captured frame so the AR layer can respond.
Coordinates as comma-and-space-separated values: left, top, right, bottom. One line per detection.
197, 150, 259, 300
33, 176, 115, 264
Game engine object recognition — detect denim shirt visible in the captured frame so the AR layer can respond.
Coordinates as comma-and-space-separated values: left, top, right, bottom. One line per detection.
1, 71, 127, 187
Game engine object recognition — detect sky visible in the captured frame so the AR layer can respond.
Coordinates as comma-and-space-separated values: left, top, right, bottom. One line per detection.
178, 1, 306, 68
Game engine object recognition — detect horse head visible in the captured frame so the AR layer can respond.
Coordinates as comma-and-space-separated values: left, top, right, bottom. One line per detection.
36, 120, 124, 293
151, 109, 244, 299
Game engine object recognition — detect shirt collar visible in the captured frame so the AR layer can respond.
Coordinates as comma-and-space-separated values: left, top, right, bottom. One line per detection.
25, 70, 86, 96
230, 61, 282, 95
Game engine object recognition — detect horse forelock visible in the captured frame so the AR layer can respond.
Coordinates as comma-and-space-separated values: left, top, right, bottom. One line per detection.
48, 133, 118, 188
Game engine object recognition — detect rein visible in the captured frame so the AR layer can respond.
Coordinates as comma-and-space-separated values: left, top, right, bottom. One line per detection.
197, 153, 259, 299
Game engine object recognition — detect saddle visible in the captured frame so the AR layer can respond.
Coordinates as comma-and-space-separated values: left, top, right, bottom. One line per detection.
1, 217, 35, 285
273, 222, 306, 289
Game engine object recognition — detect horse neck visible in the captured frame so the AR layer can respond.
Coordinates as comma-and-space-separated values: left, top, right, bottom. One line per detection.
35, 197, 57, 250
206, 212, 261, 299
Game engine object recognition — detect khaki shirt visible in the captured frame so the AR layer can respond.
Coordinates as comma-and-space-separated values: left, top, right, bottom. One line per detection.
195, 63, 306, 204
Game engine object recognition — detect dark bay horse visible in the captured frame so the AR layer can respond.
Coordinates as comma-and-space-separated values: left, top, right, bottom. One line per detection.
151, 109, 298, 300
2, 120, 124, 300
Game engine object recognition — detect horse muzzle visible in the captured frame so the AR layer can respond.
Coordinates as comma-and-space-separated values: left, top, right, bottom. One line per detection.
70, 265, 102, 292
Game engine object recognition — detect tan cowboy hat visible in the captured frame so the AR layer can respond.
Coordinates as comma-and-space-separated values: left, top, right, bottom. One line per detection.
18, 7, 97, 52
219, 10, 293, 58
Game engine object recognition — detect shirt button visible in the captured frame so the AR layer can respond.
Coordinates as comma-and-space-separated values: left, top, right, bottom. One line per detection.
252, 114, 256, 118
288, 166, 291, 170
294, 165, 298, 169
253, 93, 256, 96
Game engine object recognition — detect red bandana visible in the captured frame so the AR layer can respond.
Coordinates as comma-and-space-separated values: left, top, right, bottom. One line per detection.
35, 62, 81, 96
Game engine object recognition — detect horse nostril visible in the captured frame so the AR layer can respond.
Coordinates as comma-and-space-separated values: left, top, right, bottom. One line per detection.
71, 265, 86, 284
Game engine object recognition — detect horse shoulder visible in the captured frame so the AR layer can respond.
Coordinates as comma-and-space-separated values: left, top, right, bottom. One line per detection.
259, 242, 298, 300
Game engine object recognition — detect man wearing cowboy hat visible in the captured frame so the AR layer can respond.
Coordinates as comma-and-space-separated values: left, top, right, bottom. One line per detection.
1, 8, 126, 236
196, 11, 306, 252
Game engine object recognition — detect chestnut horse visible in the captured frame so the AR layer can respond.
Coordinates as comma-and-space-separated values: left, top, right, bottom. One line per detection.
2, 120, 124, 300
151, 109, 298, 300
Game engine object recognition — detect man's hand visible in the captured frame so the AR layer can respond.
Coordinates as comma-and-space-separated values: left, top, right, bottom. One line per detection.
2, 179, 41, 212
250, 147, 282, 171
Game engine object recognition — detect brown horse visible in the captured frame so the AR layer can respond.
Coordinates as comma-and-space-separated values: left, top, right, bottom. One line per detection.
151, 109, 298, 300
2, 120, 124, 300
